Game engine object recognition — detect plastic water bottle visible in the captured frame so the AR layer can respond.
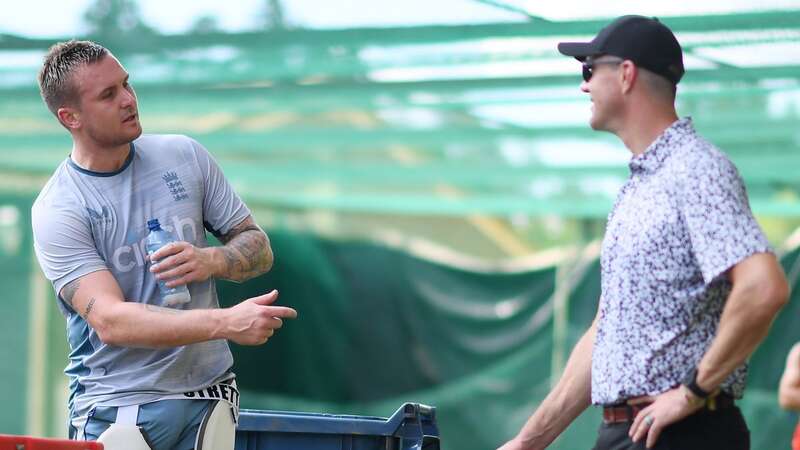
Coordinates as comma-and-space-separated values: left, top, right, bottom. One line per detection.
145, 218, 191, 306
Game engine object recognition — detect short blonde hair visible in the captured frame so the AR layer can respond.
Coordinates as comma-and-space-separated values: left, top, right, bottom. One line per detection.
38, 40, 109, 116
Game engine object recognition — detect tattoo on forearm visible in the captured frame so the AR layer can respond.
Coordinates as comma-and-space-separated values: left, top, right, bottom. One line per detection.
218, 217, 271, 282
144, 304, 184, 315
83, 297, 96, 318
218, 219, 261, 244
60, 278, 81, 310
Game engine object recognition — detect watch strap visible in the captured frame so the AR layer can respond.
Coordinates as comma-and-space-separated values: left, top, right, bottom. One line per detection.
683, 368, 711, 399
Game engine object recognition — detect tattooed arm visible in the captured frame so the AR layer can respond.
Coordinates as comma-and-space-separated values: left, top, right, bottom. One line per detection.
59, 277, 82, 312
59, 269, 295, 348
215, 216, 273, 282
149, 215, 273, 286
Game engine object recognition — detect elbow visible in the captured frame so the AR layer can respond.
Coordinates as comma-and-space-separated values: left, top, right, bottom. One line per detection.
730, 254, 790, 317
257, 230, 273, 275
247, 238, 273, 280
91, 309, 125, 346
730, 285, 786, 324
765, 258, 791, 312
93, 323, 118, 346
263, 245, 274, 273
233, 232, 272, 282
764, 276, 790, 314
746, 273, 790, 318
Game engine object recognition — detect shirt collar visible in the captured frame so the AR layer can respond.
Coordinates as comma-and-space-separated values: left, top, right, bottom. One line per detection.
629, 117, 694, 175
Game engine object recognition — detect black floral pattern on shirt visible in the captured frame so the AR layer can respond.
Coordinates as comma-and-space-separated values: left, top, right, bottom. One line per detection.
591, 118, 771, 405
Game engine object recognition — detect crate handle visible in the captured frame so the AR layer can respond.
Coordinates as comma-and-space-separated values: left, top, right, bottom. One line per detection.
403, 403, 435, 420
417, 404, 434, 418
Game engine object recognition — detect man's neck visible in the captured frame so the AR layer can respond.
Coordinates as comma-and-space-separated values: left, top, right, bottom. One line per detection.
71, 140, 132, 173
617, 107, 679, 156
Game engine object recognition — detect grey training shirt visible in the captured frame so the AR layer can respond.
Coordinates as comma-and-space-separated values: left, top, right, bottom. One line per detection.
32, 134, 251, 425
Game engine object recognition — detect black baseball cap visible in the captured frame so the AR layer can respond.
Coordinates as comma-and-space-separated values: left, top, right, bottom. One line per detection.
558, 15, 685, 84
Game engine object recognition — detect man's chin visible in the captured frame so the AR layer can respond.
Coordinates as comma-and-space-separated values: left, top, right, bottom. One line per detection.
127, 124, 143, 141
110, 127, 142, 148
588, 115, 610, 132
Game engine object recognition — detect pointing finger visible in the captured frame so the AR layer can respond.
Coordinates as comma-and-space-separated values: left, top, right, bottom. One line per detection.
263, 306, 297, 319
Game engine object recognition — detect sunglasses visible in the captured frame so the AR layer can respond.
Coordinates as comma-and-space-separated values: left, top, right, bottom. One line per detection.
582, 58, 624, 82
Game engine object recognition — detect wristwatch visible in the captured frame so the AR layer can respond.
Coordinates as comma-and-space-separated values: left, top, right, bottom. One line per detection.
682, 367, 712, 399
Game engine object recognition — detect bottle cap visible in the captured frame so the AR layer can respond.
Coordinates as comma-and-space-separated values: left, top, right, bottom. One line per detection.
147, 218, 161, 231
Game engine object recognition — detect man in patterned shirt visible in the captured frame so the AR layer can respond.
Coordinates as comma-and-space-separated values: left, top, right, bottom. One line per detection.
498, 15, 789, 450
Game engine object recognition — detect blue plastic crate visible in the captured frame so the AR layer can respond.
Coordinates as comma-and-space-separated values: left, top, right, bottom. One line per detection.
235, 402, 440, 450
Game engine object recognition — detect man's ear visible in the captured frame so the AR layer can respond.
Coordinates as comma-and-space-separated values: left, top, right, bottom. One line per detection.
57, 106, 80, 130
619, 60, 637, 95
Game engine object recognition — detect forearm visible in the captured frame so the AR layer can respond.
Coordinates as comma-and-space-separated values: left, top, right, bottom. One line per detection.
95, 302, 227, 348
213, 219, 273, 282
697, 284, 786, 391
514, 323, 595, 449
60, 269, 273, 348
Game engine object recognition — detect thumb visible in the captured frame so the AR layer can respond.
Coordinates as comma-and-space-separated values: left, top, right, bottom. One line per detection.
249, 290, 278, 306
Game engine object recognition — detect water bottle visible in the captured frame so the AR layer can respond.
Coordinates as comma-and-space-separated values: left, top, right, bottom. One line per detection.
145, 218, 191, 306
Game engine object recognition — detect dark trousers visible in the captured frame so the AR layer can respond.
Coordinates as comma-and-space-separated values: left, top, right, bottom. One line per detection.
592, 406, 750, 450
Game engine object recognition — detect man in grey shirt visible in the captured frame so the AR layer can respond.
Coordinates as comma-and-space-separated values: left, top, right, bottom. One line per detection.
498, 15, 788, 450
32, 40, 297, 449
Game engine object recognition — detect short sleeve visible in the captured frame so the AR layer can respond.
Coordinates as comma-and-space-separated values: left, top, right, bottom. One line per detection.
680, 152, 771, 284
32, 200, 108, 297
190, 139, 251, 237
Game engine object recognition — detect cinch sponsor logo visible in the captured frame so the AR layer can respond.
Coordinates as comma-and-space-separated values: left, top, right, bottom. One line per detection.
110, 215, 198, 273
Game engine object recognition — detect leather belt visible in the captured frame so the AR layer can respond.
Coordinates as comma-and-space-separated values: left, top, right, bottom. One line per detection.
602, 393, 734, 424
602, 403, 648, 424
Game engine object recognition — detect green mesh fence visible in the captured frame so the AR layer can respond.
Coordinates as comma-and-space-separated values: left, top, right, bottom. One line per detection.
1, 10, 800, 218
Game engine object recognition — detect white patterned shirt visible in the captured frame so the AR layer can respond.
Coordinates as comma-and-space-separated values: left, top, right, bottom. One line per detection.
591, 117, 771, 405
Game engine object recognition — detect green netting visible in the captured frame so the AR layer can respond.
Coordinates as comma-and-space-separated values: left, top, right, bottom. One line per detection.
1, 11, 799, 218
